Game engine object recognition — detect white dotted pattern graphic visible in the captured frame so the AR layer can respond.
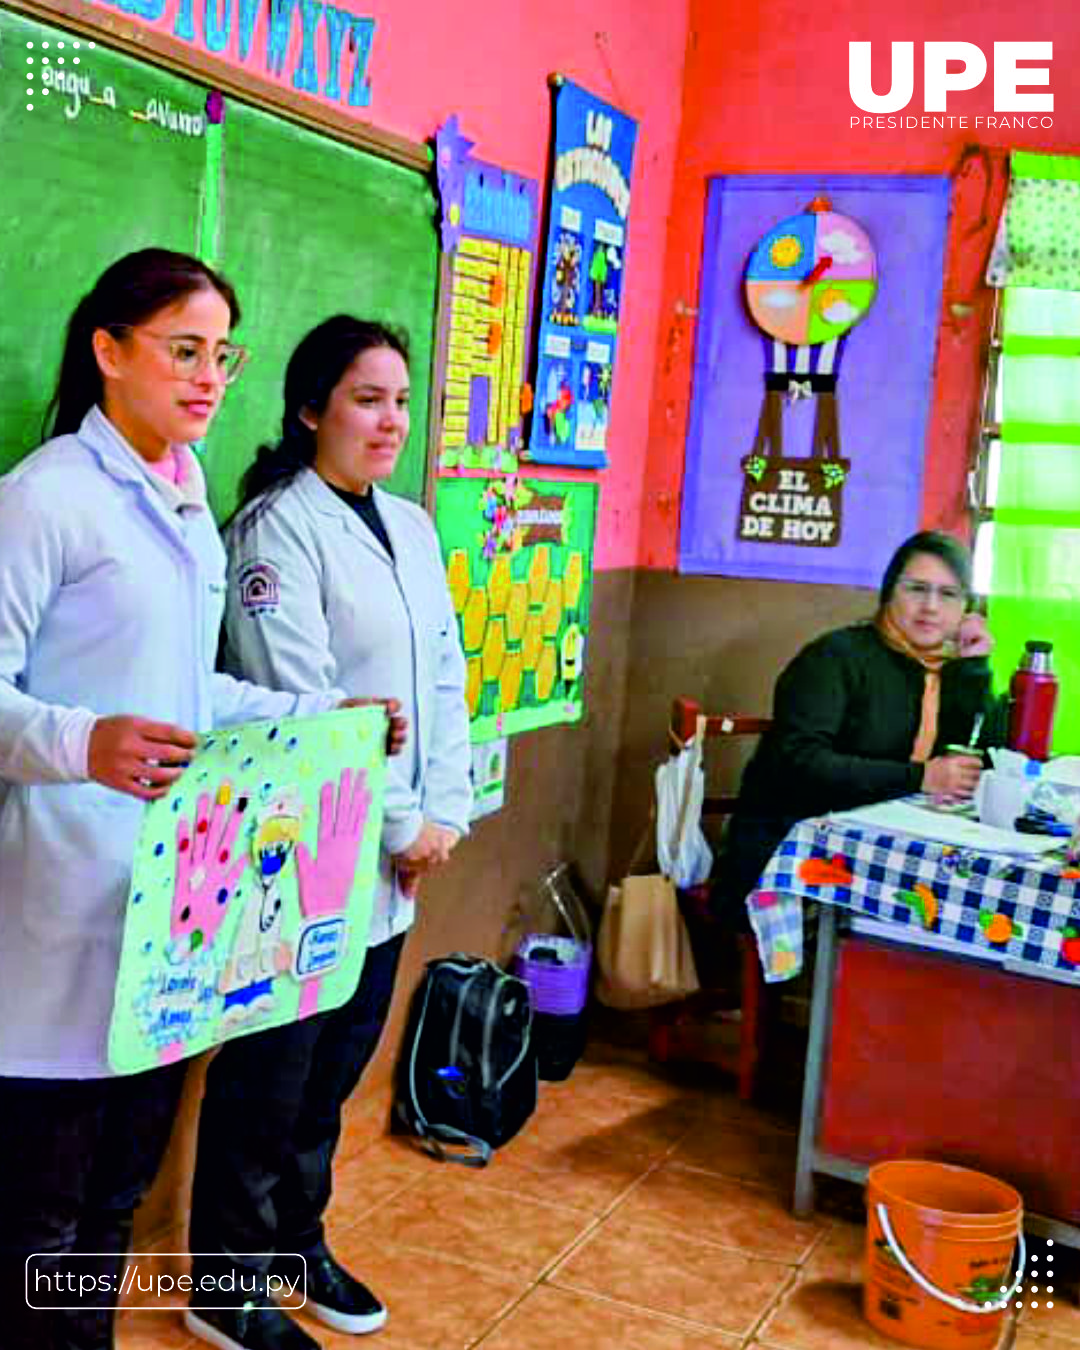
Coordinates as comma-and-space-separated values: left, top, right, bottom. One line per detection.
1009, 1239, 1054, 1311
23, 39, 93, 110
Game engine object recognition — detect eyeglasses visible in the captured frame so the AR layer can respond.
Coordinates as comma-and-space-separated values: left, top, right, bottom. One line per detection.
897, 578, 966, 605
109, 326, 249, 385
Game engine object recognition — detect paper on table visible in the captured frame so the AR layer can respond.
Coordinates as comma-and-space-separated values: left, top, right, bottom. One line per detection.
828, 797, 1064, 856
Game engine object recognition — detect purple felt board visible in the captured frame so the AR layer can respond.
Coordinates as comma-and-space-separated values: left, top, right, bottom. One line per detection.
678, 174, 950, 589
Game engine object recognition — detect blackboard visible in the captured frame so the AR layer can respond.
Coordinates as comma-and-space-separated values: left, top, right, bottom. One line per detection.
0, 4, 437, 508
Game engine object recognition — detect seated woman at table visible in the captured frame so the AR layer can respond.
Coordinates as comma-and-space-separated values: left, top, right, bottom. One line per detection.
719, 531, 998, 916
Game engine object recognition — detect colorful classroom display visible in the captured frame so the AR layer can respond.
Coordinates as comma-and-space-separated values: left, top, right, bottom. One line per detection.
109, 707, 387, 1075
529, 79, 637, 469
470, 738, 509, 820
436, 477, 599, 743
738, 197, 878, 551
434, 117, 541, 473
679, 174, 950, 589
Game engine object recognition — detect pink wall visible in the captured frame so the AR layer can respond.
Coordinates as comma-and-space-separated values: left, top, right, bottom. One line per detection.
642, 0, 1080, 570
87, 0, 690, 569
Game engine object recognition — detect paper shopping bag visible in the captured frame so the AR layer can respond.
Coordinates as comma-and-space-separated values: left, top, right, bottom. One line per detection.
595, 874, 700, 1010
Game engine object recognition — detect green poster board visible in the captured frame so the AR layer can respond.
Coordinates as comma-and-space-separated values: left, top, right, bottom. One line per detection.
109, 706, 386, 1075
435, 476, 598, 744
0, 5, 437, 507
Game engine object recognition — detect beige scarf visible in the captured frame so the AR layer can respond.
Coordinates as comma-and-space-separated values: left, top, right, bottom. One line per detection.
875, 609, 948, 764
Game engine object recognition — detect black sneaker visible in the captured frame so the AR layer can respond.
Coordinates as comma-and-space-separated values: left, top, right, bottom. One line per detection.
184, 1299, 322, 1350
280, 1244, 387, 1335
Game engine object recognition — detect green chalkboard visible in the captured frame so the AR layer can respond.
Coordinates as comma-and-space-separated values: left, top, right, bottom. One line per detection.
0, 5, 437, 508
207, 99, 438, 517
0, 7, 206, 475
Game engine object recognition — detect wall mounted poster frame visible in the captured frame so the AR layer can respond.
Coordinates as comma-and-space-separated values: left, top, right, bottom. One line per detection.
678, 174, 950, 588
433, 116, 541, 474
437, 477, 598, 743
528, 77, 637, 469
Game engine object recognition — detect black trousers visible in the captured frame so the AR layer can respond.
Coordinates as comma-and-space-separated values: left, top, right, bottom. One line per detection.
189, 933, 405, 1284
0, 1061, 189, 1350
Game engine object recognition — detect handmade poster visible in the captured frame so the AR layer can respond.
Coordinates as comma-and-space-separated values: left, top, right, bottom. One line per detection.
528, 79, 637, 469
109, 707, 387, 1075
434, 117, 542, 473
679, 175, 950, 588
438, 477, 598, 742
470, 738, 509, 821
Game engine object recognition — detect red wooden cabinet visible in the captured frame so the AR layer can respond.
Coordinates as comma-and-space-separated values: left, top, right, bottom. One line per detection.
820, 938, 1080, 1222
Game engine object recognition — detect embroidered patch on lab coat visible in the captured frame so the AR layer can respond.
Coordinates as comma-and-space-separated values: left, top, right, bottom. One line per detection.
238, 560, 281, 616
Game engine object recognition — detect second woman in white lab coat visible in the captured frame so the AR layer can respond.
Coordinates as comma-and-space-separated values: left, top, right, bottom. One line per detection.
187, 316, 471, 1346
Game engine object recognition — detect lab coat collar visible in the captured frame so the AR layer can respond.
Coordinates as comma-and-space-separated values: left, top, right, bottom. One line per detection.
78, 406, 207, 511
297, 467, 397, 565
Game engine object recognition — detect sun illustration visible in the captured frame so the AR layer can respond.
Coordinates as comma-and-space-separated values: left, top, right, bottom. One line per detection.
769, 235, 803, 268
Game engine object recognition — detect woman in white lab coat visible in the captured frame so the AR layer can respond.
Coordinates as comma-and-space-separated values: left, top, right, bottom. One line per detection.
187, 316, 471, 1346
0, 250, 367, 1350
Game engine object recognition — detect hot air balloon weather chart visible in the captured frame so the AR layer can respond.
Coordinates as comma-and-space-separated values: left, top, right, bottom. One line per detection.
739, 197, 877, 550
679, 174, 951, 588
108, 707, 387, 1075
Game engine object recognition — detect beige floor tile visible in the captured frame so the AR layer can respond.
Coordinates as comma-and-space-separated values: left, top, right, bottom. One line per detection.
457, 1134, 654, 1215
670, 1117, 799, 1191
1020, 1293, 1080, 1343
550, 1213, 794, 1337
615, 1163, 825, 1262
476, 1283, 740, 1348
1014, 1331, 1080, 1348
324, 1138, 431, 1234
296, 1235, 523, 1350
116, 1312, 198, 1347
802, 1221, 866, 1283
509, 1084, 699, 1160
359, 1169, 592, 1279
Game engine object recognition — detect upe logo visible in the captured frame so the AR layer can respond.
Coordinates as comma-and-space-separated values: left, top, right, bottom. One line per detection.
849, 42, 1052, 127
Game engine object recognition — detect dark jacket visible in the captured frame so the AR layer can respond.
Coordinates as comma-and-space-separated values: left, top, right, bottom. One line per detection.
720, 622, 998, 910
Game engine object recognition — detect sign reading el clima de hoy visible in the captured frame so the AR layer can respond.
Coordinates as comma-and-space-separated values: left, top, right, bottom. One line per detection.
528, 79, 637, 470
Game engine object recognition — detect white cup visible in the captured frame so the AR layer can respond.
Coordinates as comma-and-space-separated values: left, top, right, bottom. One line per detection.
976, 771, 1031, 830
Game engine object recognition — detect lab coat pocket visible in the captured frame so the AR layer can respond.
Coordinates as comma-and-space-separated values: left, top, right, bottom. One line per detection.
12, 783, 143, 944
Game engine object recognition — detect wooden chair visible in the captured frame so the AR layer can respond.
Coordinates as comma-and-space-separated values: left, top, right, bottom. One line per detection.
647, 696, 773, 1101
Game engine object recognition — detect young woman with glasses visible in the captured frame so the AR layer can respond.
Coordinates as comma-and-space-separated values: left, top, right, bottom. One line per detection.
718, 531, 999, 923
0, 250, 398, 1350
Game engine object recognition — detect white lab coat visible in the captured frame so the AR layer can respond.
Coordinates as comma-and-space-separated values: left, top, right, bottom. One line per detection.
0, 408, 335, 1078
224, 468, 472, 945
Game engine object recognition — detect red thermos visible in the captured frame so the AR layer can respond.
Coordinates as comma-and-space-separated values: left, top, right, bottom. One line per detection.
1008, 640, 1059, 761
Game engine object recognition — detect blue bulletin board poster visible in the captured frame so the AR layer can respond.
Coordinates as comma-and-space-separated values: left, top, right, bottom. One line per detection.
528, 78, 637, 469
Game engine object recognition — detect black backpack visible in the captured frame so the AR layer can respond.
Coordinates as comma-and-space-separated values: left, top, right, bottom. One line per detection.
396, 954, 538, 1166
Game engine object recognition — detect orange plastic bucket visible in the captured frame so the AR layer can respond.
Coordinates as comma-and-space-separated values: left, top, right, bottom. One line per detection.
864, 1160, 1025, 1350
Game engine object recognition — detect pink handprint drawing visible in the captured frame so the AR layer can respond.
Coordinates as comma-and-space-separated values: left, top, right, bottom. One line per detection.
170, 785, 250, 960
159, 784, 250, 1062
294, 767, 372, 1017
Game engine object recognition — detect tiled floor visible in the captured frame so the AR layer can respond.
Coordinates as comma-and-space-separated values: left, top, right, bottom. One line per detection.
112, 1042, 1047, 1350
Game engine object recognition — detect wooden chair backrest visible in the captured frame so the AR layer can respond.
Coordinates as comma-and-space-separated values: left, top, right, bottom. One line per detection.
669, 696, 772, 818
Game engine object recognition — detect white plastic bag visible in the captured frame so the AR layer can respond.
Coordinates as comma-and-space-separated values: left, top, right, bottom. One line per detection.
655, 715, 713, 888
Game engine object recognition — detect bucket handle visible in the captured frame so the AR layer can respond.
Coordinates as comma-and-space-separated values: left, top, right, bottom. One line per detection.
876, 1202, 1026, 1315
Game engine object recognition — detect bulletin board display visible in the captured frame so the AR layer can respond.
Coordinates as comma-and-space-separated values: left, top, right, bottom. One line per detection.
435, 477, 598, 744
0, 5, 439, 510
528, 78, 637, 469
679, 174, 950, 588
109, 706, 386, 1075
433, 117, 541, 474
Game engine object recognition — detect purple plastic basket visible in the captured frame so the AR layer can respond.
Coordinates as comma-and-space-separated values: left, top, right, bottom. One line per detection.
513, 934, 592, 1016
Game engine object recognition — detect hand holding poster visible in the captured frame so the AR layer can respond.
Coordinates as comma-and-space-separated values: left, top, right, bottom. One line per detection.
529, 78, 637, 469
108, 706, 386, 1074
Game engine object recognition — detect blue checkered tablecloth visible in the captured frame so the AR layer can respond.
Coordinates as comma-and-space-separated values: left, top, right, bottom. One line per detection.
747, 807, 1080, 984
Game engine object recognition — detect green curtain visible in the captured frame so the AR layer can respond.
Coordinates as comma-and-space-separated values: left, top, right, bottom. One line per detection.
988, 153, 1080, 752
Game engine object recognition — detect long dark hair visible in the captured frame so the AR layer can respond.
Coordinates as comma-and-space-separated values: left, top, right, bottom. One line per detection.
879, 531, 973, 608
43, 249, 241, 439
236, 315, 410, 527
